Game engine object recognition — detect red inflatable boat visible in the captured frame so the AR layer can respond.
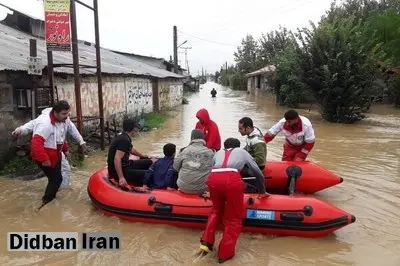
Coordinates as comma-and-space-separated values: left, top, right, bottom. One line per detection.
87, 168, 355, 238
263, 161, 343, 194
129, 155, 343, 194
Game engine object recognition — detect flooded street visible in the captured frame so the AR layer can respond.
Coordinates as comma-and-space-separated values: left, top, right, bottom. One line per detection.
1, 82, 400, 265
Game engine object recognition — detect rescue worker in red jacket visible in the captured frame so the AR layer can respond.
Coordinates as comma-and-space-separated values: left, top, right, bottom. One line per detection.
30, 101, 86, 207
195, 108, 221, 151
199, 138, 267, 263
264, 109, 315, 161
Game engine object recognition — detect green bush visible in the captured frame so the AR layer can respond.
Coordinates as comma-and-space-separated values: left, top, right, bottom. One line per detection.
143, 112, 169, 129
388, 75, 400, 107
0, 156, 39, 177
230, 72, 247, 91
296, 21, 376, 123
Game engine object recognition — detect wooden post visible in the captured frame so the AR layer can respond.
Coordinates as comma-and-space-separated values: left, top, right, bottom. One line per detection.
70, 0, 84, 160
70, 0, 83, 135
113, 117, 117, 137
93, 0, 105, 150
106, 121, 111, 144
30, 39, 37, 119
152, 79, 160, 112
47, 50, 55, 106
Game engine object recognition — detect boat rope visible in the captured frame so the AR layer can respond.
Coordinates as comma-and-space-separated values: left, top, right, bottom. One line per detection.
149, 197, 213, 208
148, 196, 312, 214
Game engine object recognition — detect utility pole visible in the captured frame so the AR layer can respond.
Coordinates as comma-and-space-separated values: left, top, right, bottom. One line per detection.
93, 0, 105, 150
70, 0, 83, 135
173, 26, 178, 73
179, 46, 192, 75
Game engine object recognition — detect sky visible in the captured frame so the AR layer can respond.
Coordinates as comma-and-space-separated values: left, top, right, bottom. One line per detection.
0, 0, 334, 75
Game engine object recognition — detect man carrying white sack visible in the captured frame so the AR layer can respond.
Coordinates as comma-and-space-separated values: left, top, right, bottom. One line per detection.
12, 105, 86, 190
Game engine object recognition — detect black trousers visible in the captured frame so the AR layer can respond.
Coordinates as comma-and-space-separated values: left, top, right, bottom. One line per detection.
122, 159, 153, 185
38, 159, 63, 203
241, 165, 265, 193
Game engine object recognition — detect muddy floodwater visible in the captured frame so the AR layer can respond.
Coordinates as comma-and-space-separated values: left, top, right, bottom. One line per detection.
1, 82, 399, 265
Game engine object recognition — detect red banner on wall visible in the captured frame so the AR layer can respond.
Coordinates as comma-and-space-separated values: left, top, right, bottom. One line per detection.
44, 0, 71, 51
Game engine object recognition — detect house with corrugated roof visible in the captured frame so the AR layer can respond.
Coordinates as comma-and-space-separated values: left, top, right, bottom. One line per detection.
0, 5, 186, 165
0, 5, 186, 117
245, 65, 276, 92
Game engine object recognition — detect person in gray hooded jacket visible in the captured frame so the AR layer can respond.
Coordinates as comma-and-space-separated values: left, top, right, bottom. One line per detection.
174, 129, 215, 194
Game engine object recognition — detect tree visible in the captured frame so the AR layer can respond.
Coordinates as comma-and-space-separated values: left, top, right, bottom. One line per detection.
363, 9, 400, 66
234, 35, 259, 74
296, 21, 376, 123
214, 71, 220, 83
258, 26, 295, 66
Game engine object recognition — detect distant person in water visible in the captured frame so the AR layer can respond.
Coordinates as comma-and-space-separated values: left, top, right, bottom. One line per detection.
143, 143, 177, 190
264, 109, 315, 161
107, 119, 156, 187
211, 88, 217, 97
195, 108, 221, 151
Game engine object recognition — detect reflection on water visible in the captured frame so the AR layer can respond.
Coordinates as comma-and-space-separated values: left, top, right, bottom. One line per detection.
0, 82, 399, 265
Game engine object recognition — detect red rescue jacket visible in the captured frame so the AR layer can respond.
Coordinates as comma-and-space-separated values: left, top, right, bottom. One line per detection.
195, 108, 221, 151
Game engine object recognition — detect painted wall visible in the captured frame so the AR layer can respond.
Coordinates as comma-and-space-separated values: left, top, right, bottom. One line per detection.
55, 76, 154, 120
158, 80, 183, 110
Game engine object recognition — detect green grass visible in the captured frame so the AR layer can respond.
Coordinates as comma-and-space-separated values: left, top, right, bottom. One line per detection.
68, 146, 84, 168
0, 156, 40, 177
143, 112, 169, 129
0, 148, 84, 177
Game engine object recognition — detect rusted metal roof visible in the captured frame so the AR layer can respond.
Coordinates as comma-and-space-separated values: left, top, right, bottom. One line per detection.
0, 23, 184, 79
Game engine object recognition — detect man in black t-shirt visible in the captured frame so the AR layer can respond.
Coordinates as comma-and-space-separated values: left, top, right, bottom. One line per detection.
107, 119, 154, 187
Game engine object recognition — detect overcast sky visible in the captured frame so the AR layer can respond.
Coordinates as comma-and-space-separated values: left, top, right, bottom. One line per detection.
0, 0, 333, 75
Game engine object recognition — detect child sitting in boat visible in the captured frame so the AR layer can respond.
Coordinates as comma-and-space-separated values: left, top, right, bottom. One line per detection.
142, 143, 177, 190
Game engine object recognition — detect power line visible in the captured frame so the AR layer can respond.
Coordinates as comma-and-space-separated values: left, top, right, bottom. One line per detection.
177, 30, 238, 47
178, 0, 317, 47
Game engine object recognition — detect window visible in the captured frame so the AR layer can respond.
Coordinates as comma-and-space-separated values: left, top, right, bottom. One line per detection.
36, 88, 51, 108
15, 89, 32, 108
15, 88, 50, 109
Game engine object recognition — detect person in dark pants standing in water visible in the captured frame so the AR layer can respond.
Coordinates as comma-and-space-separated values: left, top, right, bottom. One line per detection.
211, 88, 217, 97
30, 101, 86, 208
199, 138, 268, 263
107, 118, 156, 187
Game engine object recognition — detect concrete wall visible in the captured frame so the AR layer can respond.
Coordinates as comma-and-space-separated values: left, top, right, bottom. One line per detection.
0, 72, 184, 166
247, 75, 270, 92
0, 71, 32, 167
158, 80, 183, 110
56, 76, 154, 121
0, 73, 13, 112
56, 76, 183, 118
247, 77, 252, 92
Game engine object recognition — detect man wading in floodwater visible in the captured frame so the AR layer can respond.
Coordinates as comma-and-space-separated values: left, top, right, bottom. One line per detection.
28, 101, 86, 209
12, 108, 86, 190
